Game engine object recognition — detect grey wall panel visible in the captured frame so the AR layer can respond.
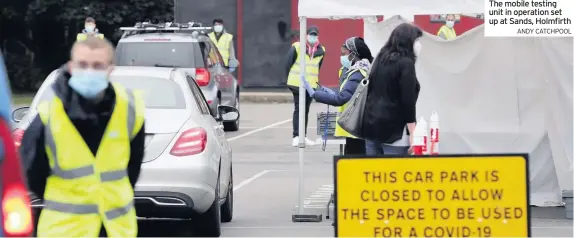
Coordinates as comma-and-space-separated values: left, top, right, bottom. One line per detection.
175, 0, 237, 36
241, 0, 292, 87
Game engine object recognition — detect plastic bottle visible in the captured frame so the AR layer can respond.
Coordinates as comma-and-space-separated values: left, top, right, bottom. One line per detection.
429, 111, 439, 155
412, 116, 428, 155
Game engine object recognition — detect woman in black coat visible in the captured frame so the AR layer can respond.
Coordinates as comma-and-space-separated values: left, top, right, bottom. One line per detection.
361, 23, 423, 155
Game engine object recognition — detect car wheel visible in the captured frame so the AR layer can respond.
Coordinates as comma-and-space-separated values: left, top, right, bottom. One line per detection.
223, 95, 240, 131
221, 167, 233, 222
192, 179, 221, 237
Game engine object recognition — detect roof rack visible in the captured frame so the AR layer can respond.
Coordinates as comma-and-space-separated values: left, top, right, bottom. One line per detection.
120, 21, 212, 38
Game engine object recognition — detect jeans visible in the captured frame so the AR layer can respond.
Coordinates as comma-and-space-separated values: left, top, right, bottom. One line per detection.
289, 87, 312, 138
365, 140, 409, 155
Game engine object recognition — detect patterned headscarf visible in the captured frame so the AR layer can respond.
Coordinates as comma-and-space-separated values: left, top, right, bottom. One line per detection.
343, 37, 373, 72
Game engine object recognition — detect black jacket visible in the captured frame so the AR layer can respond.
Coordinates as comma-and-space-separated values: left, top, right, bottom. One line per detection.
285, 42, 325, 89
361, 56, 420, 143
21, 67, 145, 200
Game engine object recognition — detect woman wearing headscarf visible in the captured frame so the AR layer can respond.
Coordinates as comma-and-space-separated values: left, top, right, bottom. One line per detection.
302, 37, 373, 155
361, 23, 423, 155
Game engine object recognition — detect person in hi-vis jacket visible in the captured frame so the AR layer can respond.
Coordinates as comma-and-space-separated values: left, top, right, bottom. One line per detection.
285, 26, 325, 147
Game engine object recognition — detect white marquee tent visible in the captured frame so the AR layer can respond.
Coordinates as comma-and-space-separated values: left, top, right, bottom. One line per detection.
297, 0, 573, 207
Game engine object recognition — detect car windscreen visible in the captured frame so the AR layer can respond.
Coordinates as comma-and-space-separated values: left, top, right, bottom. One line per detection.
36, 76, 186, 109
115, 42, 199, 68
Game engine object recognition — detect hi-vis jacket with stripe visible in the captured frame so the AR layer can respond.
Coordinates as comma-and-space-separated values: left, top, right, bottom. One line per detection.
286, 42, 325, 88
35, 82, 145, 237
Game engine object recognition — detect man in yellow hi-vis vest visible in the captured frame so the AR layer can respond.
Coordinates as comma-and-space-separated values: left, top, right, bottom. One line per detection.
20, 37, 145, 237
208, 18, 238, 72
77, 17, 104, 41
285, 26, 325, 147
437, 14, 457, 40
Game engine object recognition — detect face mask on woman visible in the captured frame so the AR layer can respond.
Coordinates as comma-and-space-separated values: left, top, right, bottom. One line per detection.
413, 41, 422, 57
340, 54, 354, 69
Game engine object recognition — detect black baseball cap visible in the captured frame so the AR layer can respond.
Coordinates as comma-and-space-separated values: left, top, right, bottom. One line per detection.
307, 26, 319, 35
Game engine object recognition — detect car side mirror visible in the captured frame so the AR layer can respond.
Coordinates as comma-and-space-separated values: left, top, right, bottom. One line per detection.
228, 59, 239, 68
216, 105, 240, 122
12, 106, 30, 123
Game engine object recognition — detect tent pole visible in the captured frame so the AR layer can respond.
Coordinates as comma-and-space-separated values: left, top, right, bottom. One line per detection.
292, 15, 321, 223
297, 16, 307, 215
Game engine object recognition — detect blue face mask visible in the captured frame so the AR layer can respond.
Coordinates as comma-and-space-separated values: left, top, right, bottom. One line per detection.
307, 35, 318, 44
340, 55, 352, 69
68, 69, 109, 99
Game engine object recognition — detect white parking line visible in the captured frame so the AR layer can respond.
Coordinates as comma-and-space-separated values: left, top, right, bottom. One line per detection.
234, 170, 271, 191
227, 119, 291, 141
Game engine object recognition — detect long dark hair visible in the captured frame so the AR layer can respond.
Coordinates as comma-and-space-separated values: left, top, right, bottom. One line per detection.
372, 23, 422, 70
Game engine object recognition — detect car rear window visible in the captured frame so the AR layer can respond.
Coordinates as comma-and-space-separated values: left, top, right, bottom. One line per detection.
115, 42, 204, 68
37, 76, 186, 109
112, 76, 186, 109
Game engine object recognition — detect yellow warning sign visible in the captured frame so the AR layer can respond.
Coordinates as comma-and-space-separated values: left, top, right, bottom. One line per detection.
334, 154, 529, 237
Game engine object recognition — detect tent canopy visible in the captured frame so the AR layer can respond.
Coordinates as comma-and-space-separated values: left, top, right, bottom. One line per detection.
298, 0, 484, 18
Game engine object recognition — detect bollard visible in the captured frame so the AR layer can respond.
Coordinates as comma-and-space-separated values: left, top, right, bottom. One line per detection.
429, 111, 439, 155
412, 116, 428, 155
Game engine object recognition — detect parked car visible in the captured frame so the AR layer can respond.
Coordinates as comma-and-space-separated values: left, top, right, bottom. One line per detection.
0, 53, 34, 237
114, 22, 241, 131
11, 66, 238, 237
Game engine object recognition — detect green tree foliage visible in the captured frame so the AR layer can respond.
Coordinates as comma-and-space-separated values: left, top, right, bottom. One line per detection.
1, 0, 173, 91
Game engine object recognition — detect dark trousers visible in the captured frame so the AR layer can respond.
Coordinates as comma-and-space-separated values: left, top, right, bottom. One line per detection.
344, 138, 366, 155
289, 87, 312, 138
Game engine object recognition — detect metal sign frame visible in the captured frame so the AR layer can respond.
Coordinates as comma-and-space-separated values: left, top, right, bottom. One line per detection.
333, 153, 531, 237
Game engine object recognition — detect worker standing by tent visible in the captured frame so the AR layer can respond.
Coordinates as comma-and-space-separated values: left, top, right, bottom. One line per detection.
20, 37, 145, 237
208, 18, 238, 72
302, 36, 372, 155
285, 26, 325, 147
437, 14, 457, 40
77, 17, 104, 41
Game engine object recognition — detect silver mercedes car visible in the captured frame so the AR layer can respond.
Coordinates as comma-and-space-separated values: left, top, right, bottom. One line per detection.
12, 66, 237, 237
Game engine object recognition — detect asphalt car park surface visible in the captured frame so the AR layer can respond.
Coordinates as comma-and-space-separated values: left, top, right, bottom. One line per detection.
14, 102, 572, 237
136, 103, 573, 237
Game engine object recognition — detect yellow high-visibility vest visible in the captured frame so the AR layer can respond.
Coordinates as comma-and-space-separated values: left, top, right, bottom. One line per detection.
286, 42, 325, 88
76, 33, 105, 41
36, 83, 145, 237
437, 25, 457, 40
334, 68, 367, 138
208, 32, 233, 66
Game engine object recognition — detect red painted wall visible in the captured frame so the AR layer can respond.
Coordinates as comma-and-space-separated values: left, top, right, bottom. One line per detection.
291, 0, 364, 87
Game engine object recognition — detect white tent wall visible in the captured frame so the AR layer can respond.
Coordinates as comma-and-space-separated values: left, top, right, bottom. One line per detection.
363, 16, 573, 206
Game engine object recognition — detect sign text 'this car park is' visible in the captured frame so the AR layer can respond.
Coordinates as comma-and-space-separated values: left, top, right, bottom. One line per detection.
334, 155, 530, 237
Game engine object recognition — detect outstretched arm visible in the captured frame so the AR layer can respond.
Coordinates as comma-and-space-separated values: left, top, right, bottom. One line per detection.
313, 72, 362, 106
